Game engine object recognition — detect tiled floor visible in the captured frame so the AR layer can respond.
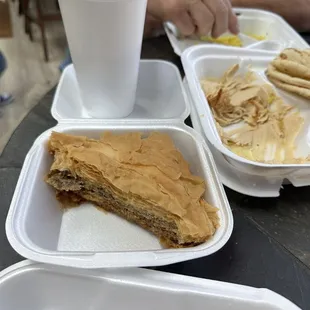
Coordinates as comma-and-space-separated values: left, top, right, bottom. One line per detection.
0, 0, 66, 154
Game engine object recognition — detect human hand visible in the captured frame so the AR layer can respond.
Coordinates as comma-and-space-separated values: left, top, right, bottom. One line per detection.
147, 0, 239, 38
144, 13, 163, 38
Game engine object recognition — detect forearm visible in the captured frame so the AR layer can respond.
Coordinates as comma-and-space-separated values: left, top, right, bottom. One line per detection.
231, 0, 310, 31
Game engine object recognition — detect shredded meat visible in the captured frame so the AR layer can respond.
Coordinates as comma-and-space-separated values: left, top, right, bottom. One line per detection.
201, 65, 306, 164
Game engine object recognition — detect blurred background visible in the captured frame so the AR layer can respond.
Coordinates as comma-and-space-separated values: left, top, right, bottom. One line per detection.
0, 0, 65, 153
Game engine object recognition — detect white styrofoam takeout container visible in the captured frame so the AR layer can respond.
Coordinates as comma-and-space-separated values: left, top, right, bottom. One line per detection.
182, 45, 310, 186
0, 260, 301, 310
165, 8, 308, 56
6, 61, 233, 268
184, 79, 284, 197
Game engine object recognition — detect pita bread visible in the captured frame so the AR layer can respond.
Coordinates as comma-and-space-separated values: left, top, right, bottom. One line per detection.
272, 59, 310, 80
266, 64, 310, 89
271, 48, 310, 80
268, 76, 310, 99
279, 48, 310, 66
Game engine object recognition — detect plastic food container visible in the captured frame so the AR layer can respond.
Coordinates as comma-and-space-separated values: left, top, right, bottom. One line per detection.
182, 44, 310, 191
165, 8, 308, 56
185, 79, 285, 197
6, 61, 232, 268
0, 260, 301, 310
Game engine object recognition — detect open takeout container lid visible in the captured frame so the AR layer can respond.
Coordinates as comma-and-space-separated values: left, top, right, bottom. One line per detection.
0, 260, 301, 310
51, 61, 191, 123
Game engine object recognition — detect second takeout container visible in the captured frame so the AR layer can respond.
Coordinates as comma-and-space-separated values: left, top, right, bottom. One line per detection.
6, 61, 233, 268
182, 45, 310, 187
184, 79, 285, 197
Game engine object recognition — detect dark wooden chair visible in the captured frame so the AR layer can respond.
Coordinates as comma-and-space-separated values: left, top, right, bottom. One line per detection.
20, 0, 62, 62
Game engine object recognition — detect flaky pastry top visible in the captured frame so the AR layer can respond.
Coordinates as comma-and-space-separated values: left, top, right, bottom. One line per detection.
48, 131, 219, 239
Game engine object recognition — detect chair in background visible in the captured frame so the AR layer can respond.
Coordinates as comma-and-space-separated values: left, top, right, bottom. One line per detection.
20, 0, 62, 62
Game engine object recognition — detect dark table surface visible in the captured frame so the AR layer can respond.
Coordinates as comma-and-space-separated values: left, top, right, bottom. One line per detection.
1, 36, 310, 309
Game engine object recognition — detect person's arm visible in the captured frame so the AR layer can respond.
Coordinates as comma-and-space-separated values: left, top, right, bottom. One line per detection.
231, 0, 310, 31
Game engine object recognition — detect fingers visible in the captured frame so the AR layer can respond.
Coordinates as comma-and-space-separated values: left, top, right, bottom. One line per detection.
188, 0, 214, 36
203, 0, 228, 38
202, 0, 238, 38
144, 13, 163, 38
146, 0, 239, 38
226, 0, 239, 34
170, 10, 196, 36
228, 12, 239, 34
162, 0, 196, 36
